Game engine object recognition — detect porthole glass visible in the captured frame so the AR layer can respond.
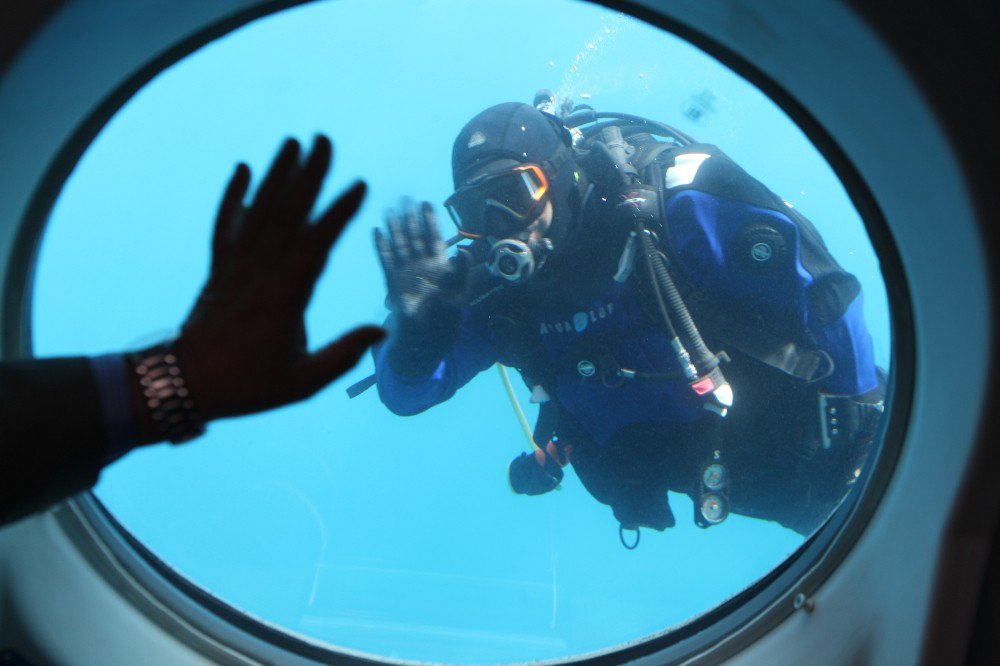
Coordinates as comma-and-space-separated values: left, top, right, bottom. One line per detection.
31, 0, 891, 663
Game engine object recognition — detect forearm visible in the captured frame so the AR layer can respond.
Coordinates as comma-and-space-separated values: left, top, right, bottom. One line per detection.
374, 314, 497, 415
373, 309, 459, 414
1, 357, 114, 524
374, 342, 461, 415
0, 353, 167, 526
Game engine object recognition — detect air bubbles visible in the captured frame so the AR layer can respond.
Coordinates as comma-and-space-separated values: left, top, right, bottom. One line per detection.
554, 12, 634, 105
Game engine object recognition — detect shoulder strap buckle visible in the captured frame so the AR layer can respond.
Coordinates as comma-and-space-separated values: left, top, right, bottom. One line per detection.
819, 393, 885, 449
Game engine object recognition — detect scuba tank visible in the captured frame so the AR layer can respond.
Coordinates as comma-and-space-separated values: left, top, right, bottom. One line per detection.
559, 100, 734, 419
545, 91, 735, 532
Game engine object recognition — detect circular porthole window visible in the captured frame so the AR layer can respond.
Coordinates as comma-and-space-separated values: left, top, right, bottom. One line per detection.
28, 1, 894, 663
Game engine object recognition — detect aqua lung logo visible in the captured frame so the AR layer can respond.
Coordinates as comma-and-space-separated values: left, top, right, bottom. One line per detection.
539, 302, 615, 334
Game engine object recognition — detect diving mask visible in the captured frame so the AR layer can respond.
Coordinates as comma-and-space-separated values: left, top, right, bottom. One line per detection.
445, 164, 549, 239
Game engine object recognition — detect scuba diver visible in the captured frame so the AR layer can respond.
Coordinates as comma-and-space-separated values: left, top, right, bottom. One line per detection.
367, 92, 885, 547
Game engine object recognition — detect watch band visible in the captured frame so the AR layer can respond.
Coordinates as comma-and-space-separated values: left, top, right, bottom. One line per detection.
130, 343, 205, 444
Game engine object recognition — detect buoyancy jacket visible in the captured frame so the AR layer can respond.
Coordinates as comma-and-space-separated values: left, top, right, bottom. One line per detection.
374, 144, 879, 448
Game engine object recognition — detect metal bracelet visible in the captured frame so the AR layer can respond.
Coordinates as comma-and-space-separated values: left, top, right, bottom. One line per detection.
131, 344, 205, 444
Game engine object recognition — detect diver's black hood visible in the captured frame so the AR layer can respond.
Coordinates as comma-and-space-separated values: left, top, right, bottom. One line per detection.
451, 102, 571, 184
451, 102, 587, 252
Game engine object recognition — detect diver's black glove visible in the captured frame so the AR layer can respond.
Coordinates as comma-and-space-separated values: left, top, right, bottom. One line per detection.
508, 446, 565, 496
375, 201, 469, 377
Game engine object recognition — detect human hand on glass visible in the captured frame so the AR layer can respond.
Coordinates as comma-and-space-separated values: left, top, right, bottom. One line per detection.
167, 135, 385, 427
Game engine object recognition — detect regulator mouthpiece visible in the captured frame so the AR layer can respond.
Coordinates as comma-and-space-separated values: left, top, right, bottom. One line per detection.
487, 237, 552, 283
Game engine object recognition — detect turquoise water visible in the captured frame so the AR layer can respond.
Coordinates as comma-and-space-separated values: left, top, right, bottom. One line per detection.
31, 1, 890, 663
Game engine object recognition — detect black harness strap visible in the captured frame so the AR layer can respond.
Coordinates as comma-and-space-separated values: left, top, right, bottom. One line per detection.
724, 335, 834, 383
532, 400, 561, 448
346, 373, 377, 398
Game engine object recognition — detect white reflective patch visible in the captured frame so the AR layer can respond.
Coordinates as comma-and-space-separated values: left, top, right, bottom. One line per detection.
521, 170, 540, 197
529, 385, 551, 404
665, 152, 711, 189
467, 131, 486, 148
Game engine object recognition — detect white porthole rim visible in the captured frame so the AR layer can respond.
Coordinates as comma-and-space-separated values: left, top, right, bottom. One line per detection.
1, 0, 919, 665
61, 478, 881, 666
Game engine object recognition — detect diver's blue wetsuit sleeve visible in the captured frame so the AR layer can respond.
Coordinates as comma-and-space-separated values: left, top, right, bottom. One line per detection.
660, 146, 879, 396
374, 308, 498, 416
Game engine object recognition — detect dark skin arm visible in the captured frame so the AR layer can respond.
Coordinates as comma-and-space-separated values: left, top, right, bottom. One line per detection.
1, 135, 384, 523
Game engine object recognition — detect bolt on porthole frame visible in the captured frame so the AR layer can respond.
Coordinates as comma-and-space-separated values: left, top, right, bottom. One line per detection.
0, 1, 912, 664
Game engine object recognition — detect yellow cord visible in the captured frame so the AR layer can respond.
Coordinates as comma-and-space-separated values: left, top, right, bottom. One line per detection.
497, 364, 540, 452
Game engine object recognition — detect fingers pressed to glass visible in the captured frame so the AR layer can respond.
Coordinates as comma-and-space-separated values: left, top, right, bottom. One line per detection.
294, 180, 367, 290
293, 325, 386, 400
211, 163, 250, 273
269, 136, 333, 248
242, 139, 301, 245
311, 180, 366, 255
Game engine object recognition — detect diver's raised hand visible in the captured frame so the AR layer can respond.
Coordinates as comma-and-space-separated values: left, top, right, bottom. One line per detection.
374, 202, 468, 376
166, 136, 385, 427
375, 202, 467, 319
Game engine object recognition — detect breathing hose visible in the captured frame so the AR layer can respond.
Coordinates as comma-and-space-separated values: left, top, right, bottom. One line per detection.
497, 364, 539, 453
565, 110, 698, 146
638, 226, 718, 372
